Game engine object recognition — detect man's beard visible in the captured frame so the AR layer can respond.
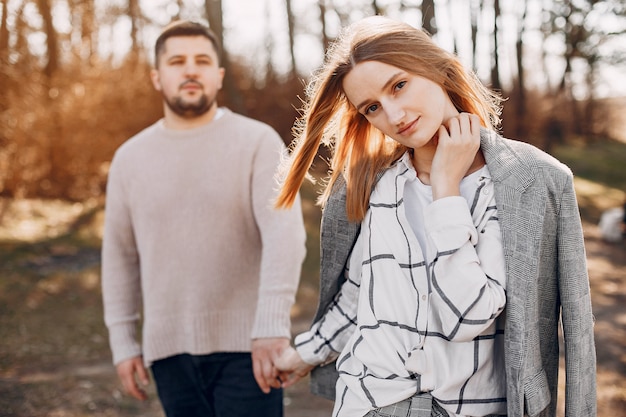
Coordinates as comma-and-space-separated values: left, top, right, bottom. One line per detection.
163, 91, 214, 118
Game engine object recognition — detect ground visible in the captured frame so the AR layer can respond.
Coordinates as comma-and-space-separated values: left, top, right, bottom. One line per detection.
0, 197, 624, 416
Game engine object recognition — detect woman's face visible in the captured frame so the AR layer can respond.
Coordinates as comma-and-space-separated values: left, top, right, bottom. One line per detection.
342, 60, 459, 150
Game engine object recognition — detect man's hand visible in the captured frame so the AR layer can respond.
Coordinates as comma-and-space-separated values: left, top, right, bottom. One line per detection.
251, 337, 290, 394
116, 356, 150, 401
274, 346, 315, 388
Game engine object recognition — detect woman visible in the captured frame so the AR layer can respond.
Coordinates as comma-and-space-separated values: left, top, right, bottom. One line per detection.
275, 16, 596, 417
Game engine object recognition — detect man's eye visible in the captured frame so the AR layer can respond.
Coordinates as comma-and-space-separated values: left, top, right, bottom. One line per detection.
365, 104, 378, 115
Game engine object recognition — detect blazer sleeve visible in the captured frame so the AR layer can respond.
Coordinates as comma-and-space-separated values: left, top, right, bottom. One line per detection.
557, 174, 597, 416
309, 176, 361, 400
314, 176, 361, 322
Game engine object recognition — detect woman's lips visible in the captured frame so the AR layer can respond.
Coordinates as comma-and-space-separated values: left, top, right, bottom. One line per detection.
397, 118, 418, 135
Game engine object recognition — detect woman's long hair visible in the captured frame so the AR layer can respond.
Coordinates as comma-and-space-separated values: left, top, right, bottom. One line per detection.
276, 16, 503, 222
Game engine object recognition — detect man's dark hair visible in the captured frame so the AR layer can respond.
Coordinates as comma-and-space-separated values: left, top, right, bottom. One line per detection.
154, 20, 222, 68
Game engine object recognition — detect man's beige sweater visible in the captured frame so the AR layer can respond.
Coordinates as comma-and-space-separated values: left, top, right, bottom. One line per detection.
101, 108, 306, 366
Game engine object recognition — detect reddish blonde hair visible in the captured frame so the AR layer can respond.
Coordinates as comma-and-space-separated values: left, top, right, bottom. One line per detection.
276, 16, 502, 222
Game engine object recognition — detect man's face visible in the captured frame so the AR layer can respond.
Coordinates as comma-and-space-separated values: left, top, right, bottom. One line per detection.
151, 36, 224, 118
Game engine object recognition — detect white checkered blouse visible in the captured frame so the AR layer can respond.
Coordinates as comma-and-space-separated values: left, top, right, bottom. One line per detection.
295, 153, 508, 417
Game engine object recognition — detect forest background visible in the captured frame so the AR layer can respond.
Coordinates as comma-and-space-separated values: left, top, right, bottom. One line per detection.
1, 0, 626, 201
0, 0, 625, 416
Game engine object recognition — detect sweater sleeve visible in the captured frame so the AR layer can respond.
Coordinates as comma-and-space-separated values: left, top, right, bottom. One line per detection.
424, 196, 507, 342
101, 153, 143, 365
250, 130, 306, 340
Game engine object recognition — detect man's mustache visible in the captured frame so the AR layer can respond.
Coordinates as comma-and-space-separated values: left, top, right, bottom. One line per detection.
180, 80, 203, 89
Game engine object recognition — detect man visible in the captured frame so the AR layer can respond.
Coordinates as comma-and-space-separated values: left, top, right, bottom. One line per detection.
101, 20, 306, 417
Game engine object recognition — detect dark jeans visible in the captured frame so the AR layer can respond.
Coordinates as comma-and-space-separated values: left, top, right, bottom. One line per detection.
151, 352, 283, 417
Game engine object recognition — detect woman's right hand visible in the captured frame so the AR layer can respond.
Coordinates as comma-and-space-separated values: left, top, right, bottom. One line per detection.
430, 112, 482, 200
275, 346, 315, 388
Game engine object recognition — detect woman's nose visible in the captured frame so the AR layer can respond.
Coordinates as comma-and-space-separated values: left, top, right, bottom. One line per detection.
385, 102, 406, 125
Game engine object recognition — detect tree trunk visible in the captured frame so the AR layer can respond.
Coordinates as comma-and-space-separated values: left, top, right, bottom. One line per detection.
69, 0, 97, 63
421, 0, 437, 36
0, 0, 8, 58
174, 0, 185, 20
0, 0, 8, 142
371, 0, 382, 16
205, 0, 224, 48
470, 0, 479, 71
490, 0, 501, 91
284, 0, 297, 79
264, 0, 275, 83
318, 0, 330, 52
82, 0, 97, 62
35, 0, 58, 78
35, 0, 62, 195
204, 0, 245, 113
0, 0, 8, 95
583, 55, 598, 138
128, 0, 141, 54
514, 0, 528, 138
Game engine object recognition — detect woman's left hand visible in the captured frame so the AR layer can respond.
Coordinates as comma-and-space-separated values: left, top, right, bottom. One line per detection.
274, 346, 315, 388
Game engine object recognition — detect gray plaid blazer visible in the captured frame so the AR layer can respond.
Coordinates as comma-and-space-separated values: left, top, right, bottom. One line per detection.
309, 130, 597, 417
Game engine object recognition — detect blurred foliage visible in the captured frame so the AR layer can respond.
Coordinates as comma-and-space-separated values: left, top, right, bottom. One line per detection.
0, 0, 624, 203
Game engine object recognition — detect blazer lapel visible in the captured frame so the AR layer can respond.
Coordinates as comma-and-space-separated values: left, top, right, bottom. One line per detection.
481, 130, 542, 411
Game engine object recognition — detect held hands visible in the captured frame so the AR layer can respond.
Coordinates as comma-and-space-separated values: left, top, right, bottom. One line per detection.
252, 338, 315, 391
430, 113, 482, 200
274, 346, 315, 388
251, 337, 291, 393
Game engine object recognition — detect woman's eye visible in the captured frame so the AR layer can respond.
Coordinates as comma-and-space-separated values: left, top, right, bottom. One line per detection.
365, 104, 379, 115
395, 81, 406, 91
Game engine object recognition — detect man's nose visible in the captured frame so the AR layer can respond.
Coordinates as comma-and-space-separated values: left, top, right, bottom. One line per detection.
183, 62, 199, 77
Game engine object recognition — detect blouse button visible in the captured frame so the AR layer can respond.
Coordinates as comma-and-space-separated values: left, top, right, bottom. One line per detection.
422, 295, 427, 301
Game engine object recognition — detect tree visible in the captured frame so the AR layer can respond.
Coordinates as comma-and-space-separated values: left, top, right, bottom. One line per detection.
540, 0, 626, 139
514, 1, 527, 104
470, 0, 480, 71
490, 0, 502, 91
128, 0, 141, 54
284, 0, 297, 79
0, 0, 9, 99
421, 0, 437, 36
0, 0, 9, 159
0, 0, 8, 59
35, 0, 58, 78
68, 0, 97, 63
318, 0, 330, 53
513, 0, 529, 138
204, 0, 244, 112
